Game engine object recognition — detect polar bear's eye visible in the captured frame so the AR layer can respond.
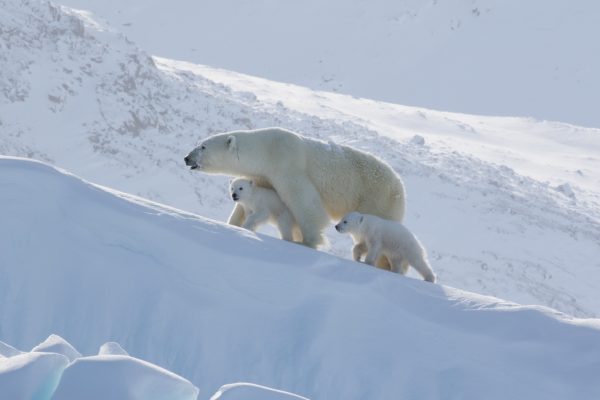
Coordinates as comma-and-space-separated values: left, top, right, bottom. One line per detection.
343, 220, 347, 224
200, 145, 206, 150
239, 187, 243, 190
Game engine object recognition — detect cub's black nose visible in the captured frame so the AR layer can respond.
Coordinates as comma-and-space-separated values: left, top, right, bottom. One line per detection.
335, 224, 340, 232
232, 194, 239, 201
184, 155, 190, 165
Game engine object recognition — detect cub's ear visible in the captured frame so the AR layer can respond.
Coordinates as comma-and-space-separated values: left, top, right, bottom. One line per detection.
359, 216, 364, 224
226, 135, 236, 150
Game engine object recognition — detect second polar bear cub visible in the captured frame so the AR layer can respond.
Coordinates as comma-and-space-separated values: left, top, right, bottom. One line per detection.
230, 178, 299, 242
335, 212, 436, 283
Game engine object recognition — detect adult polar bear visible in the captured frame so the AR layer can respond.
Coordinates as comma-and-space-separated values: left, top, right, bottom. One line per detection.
185, 128, 406, 248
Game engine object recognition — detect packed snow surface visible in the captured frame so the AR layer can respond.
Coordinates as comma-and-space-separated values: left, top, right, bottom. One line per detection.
1, 0, 599, 319
1, 157, 600, 399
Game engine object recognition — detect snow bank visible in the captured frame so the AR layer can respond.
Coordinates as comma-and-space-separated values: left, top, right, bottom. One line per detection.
0, 333, 198, 400
52, 355, 199, 400
0, 352, 69, 400
1, 157, 599, 399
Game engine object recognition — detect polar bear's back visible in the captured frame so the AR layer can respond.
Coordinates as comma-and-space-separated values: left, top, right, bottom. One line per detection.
234, 127, 405, 222
364, 214, 424, 259
303, 138, 405, 221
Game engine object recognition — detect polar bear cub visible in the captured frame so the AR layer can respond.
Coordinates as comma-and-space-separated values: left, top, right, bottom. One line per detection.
335, 212, 436, 283
230, 178, 298, 242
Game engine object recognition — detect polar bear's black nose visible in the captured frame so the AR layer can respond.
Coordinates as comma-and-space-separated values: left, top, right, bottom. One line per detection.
184, 155, 190, 165
335, 224, 340, 232
232, 193, 239, 201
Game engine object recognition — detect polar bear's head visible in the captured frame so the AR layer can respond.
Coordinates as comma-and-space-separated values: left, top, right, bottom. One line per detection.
229, 178, 254, 202
184, 133, 238, 174
335, 212, 364, 234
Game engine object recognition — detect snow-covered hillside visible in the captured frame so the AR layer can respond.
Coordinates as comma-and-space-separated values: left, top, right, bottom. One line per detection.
1, 156, 600, 400
1, 0, 599, 319
60, 0, 600, 127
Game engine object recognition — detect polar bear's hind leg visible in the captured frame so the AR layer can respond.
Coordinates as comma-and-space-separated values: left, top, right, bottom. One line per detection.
276, 212, 296, 242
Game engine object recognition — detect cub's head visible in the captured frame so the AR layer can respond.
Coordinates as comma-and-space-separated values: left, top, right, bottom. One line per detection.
335, 212, 364, 234
184, 133, 238, 174
229, 178, 253, 202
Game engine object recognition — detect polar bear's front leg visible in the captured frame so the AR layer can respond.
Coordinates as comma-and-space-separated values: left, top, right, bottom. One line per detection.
364, 242, 382, 266
228, 204, 246, 227
272, 175, 328, 248
242, 211, 268, 232
352, 242, 367, 262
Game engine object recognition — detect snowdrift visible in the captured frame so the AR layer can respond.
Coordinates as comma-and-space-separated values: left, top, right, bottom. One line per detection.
0, 335, 198, 400
1, 156, 599, 399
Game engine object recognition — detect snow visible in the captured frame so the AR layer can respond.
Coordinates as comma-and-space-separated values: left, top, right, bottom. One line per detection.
210, 383, 309, 400
0, 333, 198, 400
60, 0, 600, 128
52, 355, 199, 400
1, 156, 600, 399
0, 341, 21, 358
1, 0, 599, 320
31, 335, 82, 363
1, 0, 600, 397
0, 351, 69, 400
98, 342, 129, 356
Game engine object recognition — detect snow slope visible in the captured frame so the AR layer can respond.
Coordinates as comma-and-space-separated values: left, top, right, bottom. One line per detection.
1, 156, 600, 399
1, 0, 600, 319
60, 0, 600, 127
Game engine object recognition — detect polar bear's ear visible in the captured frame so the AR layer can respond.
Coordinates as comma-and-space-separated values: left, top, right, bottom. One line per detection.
226, 135, 237, 151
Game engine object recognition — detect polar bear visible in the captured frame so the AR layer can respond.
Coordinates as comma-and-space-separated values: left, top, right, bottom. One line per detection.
335, 211, 436, 283
184, 127, 406, 248
229, 178, 300, 242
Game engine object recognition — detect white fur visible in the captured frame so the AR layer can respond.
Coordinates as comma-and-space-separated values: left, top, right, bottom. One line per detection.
335, 212, 436, 283
229, 178, 299, 242
185, 128, 406, 248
